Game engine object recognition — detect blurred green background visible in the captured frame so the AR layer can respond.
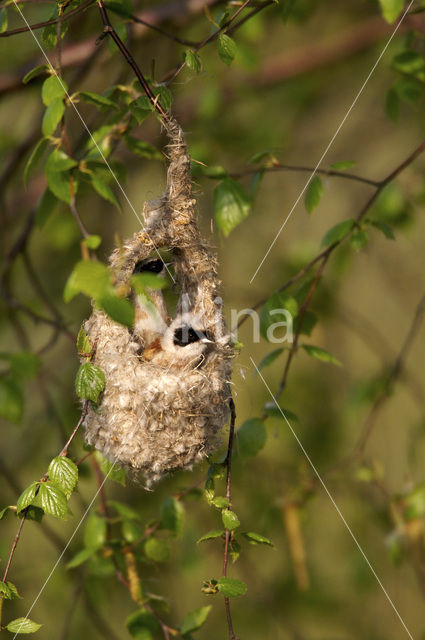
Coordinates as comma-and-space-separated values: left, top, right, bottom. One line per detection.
1, 1, 425, 638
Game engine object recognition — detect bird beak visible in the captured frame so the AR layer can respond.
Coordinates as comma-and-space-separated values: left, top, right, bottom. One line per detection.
201, 337, 214, 344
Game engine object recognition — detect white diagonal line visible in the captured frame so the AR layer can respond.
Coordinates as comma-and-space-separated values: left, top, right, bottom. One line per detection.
249, 0, 415, 284
12, 358, 175, 638
11, 0, 175, 282
250, 356, 413, 640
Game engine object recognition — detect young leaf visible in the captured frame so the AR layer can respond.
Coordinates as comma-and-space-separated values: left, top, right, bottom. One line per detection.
84, 512, 107, 549
0, 506, 13, 521
94, 451, 126, 485
76, 328, 92, 356
216, 577, 247, 597
180, 606, 212, 635
126, 609, 159, 638
211, 496, 229, 509
66, 547, 95, 569
24, 138, 49, 188
42, 22, 57, 48
0, 581, 21, 600
260, 291, 297, 341
75, 362, 105, 403
392, 51, 425, 75
109, 500, 141, 520
154, 86, 173, 112
237, 419, 267, 457
83, 235, 102, 250
241, 531, 274, 546
217, 33, 237, 66
0, 8, 8, 33
79, 91, 118, 109
185, 49, 202, 73
330, 160, 355, 170
124, 135, 162, 160
6, 617, 42, 634
0, 376, 23, 423
122, 519, 144, 543
45, 148, 77, 173
305, 175, 323, 214
160, 496, 185, 537
42, 98, 65, 136
17, 482, 38, 513
257, 348, 284, 371
90, 172, 121, 209
302, 344, 341, 366
321, 218, 355, 246
370, 220, 395, 240
214, 177, 251, 236
99, 293, 134, 328
378, 0, 403, 23
263, 402, 298, 422
222, 509, 240, 531
144, 537, 170, 562
41, 74, 67, 106
34, 482, 68, 519
44, 149, 77, 204
63, 260, 110, 303
48, 457, 78, 498
350, 229, 369, 251
197, 529, 225, 543
22, 64, 48, 84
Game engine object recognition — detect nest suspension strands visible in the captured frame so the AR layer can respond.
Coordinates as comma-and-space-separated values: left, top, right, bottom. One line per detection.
82, 117, 233, 486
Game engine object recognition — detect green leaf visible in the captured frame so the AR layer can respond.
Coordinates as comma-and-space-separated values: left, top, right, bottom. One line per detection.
42, 98, 65, 136
109, 500, 141, 520
260, 292, 297, 341
126, 609, 159, 639
242, 531, 274, 547
217, 33, 237, 66
83, 235, 102, 250
0, 580, 20, 600
84, 511, 107, 549
99, 293, 134, 328
197, 529, 225, 543
242, 531, 274, 546
305, 176, 323, 214
160, 496, 185, 537
0, 376, 23, 423
34, 482, 68, 519
79, 90, 117, 109
185, 49, 202, 74
66, 547, 95, 569
350, 229, 369, 251
122, 519, 144, 543
378, 0, 403, 22
144, 537, 170, 562
330, 160, 355, 170
131, 272, 166, 292
104, 0, 133, 18
75, 362, 105, 403
48, 457, 78, 498
64, 260, 110, 303
77, 328, 92, 355
124, 135, 162, 160
129, 97, 153, 124
154, 86, 173, 112
94, 451, 126, 485
385, 88, 400, 122
6, 618, 42, 634
216, 577, 247, 597
0, 8, 8, 33
392, 50, 425, 75
36, 189, 58, 228
222, 509, 240, 531
45, 148, 77, 172
0, 506, 12, 521
211, 496, 229, 509
90, 172, 120, 209
42, 22, 57, 48
17, 482, 38, 513
321, 218, 355, 246
45, 149, 77, 204
22, 64, 49, 84
237, 419, 267, 457
370, 220, 395, 239
257, 348, 284, 371
302, 344, 341, 366
24, 138, 49, 187
279, 0, 297, 21
41, 74, 67, 106
263, 402, 298, 422
181, 606, 212, 635
214, 177, 251, 236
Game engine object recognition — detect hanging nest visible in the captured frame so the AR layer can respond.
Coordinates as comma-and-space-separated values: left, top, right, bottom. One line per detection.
82, 118, 233, 486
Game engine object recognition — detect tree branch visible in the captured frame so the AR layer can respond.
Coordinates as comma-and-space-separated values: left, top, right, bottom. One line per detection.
0, 0, 95, 37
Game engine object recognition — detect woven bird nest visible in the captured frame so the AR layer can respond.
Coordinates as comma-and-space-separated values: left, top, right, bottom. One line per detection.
82, 119, 233, 485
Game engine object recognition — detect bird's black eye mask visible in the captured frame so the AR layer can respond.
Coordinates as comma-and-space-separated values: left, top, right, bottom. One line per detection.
133, 258, 164, 274
173, 326, 211, 347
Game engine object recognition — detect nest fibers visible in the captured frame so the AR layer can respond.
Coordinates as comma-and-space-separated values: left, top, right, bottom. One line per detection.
82, 118, 233, 485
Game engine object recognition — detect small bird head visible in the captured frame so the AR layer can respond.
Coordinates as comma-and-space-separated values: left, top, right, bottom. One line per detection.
133, 257, 166, 277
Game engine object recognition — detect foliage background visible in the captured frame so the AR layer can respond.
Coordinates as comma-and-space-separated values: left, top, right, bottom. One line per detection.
1, 0, 425, 638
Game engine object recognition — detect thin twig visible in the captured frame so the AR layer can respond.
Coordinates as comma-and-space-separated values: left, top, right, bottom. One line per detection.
229, 163, 379, 187
222, 397, 239, 640
0, 0, 95, 37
